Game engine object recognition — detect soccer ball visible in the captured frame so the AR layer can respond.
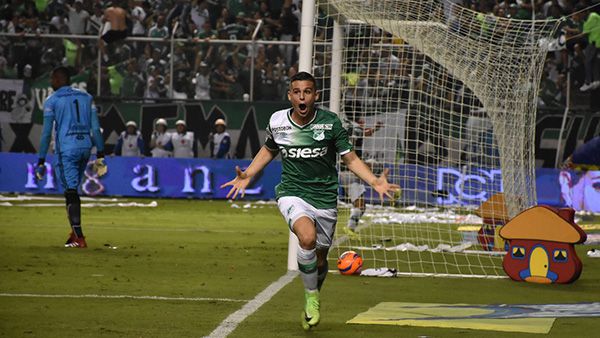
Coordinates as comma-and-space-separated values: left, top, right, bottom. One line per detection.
337, 251, 363, 275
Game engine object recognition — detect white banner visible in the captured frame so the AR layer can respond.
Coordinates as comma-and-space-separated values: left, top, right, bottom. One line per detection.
0, 79, 32, 123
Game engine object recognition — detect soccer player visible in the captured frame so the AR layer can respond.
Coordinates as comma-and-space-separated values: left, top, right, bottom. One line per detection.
221, 72, 399, 330
340, 115, 383, 236
37, 66, 107, 248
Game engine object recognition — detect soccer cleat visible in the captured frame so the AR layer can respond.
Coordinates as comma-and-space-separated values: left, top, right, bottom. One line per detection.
301, 289, 320, 330
580, 83, 593, 92
343, 226, 360, 240
64, 231, 76, 246
65, 236, 87, 248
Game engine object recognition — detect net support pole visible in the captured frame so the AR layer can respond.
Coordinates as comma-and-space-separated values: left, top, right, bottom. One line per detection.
298, 0, 316, 72
555, 57, 572, 168
329, 20, 343, 114
288, 0, 316, 271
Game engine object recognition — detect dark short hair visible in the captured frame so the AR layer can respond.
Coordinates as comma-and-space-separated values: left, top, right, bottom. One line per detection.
289, 71, 317, 89
52, 66, 71, 83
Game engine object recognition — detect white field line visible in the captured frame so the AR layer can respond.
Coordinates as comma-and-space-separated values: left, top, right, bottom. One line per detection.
0, 293, 247, 303
19, 223, 282, 235
205, 271, 297, 338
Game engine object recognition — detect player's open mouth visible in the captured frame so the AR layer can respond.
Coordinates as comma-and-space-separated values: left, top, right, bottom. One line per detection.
298, 103, 307, 112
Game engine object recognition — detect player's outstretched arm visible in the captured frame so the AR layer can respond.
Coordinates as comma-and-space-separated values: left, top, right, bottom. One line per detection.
220, 146, 278, 199
342, 151, 400, 201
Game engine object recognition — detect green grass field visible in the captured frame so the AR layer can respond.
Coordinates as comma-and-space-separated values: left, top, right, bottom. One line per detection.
1, 198, 599, 337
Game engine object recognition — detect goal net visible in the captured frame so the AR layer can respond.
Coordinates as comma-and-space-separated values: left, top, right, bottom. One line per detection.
311, 0, 560, 277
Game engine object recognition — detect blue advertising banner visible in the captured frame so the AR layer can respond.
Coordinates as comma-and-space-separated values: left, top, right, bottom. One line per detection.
0, 153, 281, 200
0, 153, 598, 212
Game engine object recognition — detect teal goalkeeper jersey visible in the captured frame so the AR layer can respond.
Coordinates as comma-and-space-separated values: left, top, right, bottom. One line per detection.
264, 108, 353, 209
42, 86, 99, 153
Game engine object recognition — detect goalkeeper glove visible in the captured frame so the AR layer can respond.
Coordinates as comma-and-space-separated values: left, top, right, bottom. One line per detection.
35, 159, 46, 180
93, 155, 108, 177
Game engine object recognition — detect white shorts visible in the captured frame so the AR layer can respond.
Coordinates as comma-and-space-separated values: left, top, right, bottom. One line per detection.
277, 196, 337, 249
339, 171, 366, 202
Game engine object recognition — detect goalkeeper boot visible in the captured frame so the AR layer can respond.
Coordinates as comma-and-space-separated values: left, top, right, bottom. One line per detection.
65, 236, 87, 248
64, 231, 76, 246
301, 289, 320, 330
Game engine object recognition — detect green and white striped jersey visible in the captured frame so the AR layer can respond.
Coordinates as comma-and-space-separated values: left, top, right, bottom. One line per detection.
265, 107, 353, 209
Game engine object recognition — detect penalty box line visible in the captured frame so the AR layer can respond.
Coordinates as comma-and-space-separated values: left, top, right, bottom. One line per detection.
206, 271, 298, 338
0, 293, 248, 303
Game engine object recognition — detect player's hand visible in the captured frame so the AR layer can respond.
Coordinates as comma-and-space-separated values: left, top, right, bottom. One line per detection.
35, 163, 45, 181
371, 168, 401, 202
220, 166, 251, 199
93, 158, 108, 177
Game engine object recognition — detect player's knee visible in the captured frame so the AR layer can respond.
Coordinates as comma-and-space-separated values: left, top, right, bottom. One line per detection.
298, 235, 316, 250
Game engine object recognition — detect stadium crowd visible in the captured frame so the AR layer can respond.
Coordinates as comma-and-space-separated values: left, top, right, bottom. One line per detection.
0, 0, 597, 105
0, 0, 302, 101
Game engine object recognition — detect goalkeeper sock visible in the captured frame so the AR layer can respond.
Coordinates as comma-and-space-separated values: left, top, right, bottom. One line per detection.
65, 190, 83, 238
348, 207, 362, 230
317, 259, 328, 291
297, 246, 318, 291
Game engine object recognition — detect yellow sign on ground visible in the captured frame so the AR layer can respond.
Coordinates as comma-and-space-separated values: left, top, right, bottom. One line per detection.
347, 302, 555, 334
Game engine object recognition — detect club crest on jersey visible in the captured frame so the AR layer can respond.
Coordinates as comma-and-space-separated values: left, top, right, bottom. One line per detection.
313, 129, 325, 141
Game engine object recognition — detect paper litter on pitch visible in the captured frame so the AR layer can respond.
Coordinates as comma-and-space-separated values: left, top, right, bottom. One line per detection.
355, 242, 474, 253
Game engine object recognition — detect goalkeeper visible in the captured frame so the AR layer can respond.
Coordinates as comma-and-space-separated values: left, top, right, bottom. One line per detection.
37, 66, 107, 248
222, 72, 399, 330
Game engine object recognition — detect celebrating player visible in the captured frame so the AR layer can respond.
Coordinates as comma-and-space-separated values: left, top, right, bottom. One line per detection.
37, 66, 107, 248
221, 72, 399, 330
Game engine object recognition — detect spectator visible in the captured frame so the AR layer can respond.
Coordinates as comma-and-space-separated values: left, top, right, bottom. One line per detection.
87, 4, 104, 35
190, 0, 210, 34
100, 2, 128, 61
210, 118, 231, 158
107, 63, 125, 96
148, 15, 169, 51
215, 7, 232, 31
210, 60, 235, 99
66, 0, 89, 35
223, 12, 248, 40
259, 62, 279, 100
229, 0, 258, 18
145, 47, 168, 71
114, 121, 145, 157
150, 118, 173, 157
279, 0, 299, 66
144, 65, 167, 100
194, 61, 211, 100
121, 59, 145, 97
171, 120, 196, 158
130, 0, 147, 37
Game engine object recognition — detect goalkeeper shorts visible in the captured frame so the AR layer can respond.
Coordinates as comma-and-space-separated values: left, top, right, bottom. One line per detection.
277, 196, 337, 249
56, 149, 91, 190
